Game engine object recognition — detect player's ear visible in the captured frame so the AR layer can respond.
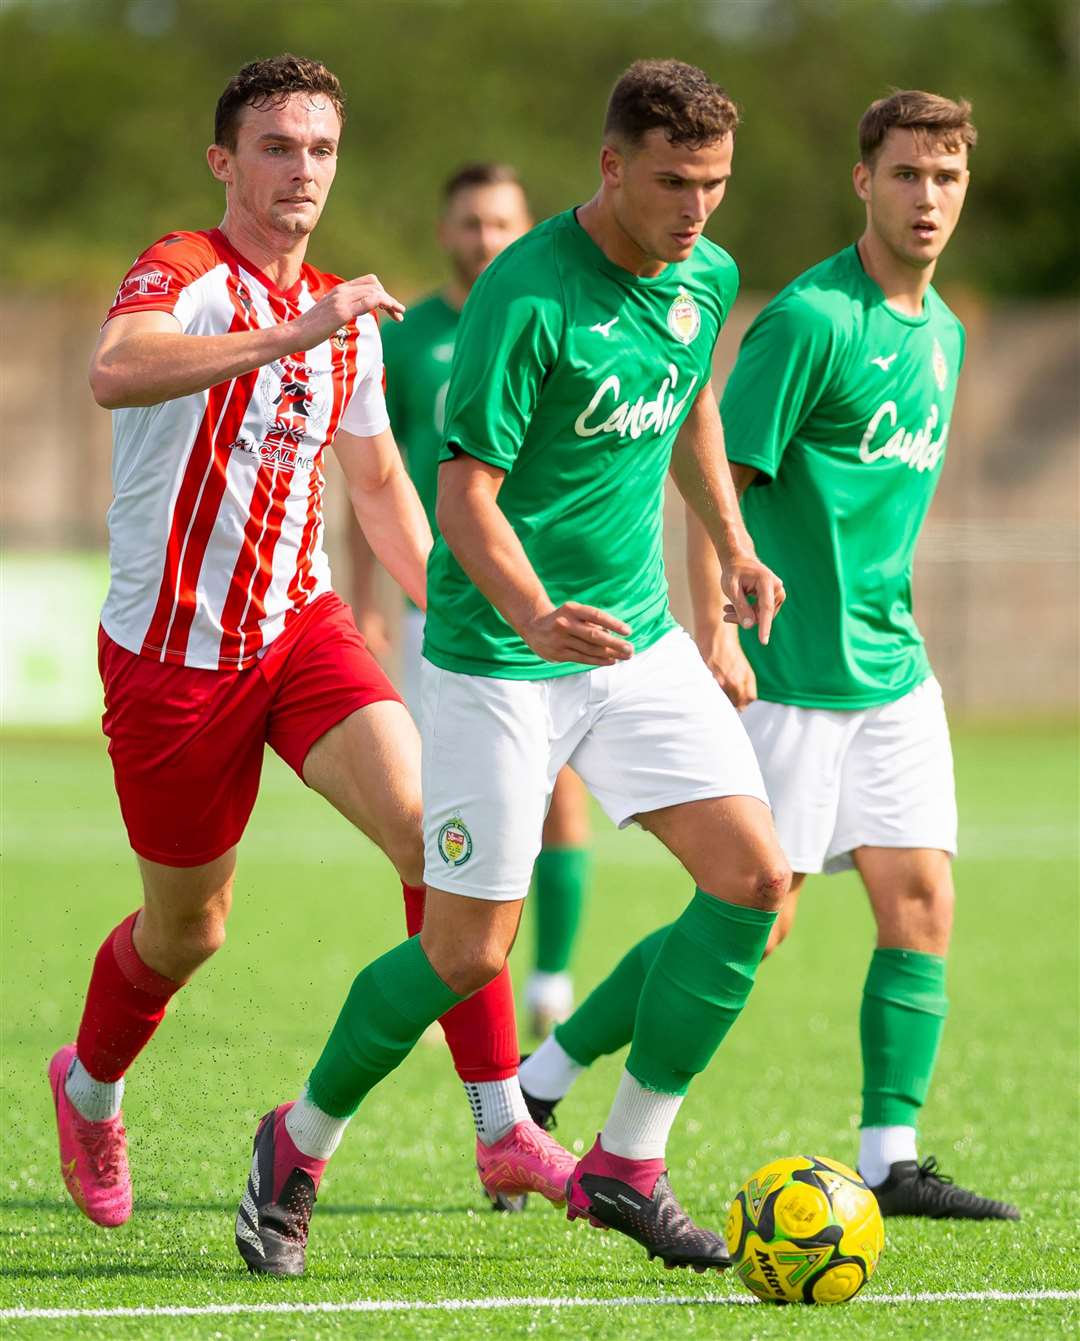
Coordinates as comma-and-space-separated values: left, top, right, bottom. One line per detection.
852, 160, 871, 203
599, 142, 625, 190
207, 144, 232, 187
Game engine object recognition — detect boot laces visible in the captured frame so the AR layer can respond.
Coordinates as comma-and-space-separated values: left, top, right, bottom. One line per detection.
77, 1119, 127, 1185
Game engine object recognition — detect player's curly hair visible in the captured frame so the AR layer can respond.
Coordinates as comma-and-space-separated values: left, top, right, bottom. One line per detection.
214, 54, 345, 150
604, 59, 739, 150
859, 90, 977, 166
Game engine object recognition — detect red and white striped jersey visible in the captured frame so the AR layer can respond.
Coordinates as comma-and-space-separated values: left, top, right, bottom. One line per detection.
99, 228, 389, 670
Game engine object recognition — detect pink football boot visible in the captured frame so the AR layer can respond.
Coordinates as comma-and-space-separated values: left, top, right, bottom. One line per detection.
47, 1044, 132, 1228
477, 1119, 577, 1206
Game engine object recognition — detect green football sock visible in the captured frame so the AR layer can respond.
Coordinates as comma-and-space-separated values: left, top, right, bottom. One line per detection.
555, 923, 671, 1066
860, 947, 948, 1128
627, 890, 776, 1095
307, 936, 463, 1119
533, 847, 590, 974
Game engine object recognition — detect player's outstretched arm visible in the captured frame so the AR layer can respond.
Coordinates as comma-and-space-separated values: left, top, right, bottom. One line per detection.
436, 454, 632, 666
88, 275, 405, 410
671, 382, 784, 646
334, 427, 432, 611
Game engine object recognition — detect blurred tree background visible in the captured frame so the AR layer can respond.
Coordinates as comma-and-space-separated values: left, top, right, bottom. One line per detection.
3, 0, 1077, 302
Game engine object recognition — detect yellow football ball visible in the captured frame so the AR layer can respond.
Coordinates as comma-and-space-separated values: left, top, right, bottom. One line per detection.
726, 1155, 885, 1304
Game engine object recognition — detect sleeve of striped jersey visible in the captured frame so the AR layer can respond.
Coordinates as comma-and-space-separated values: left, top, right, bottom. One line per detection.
339, 320, 391, 438
104, 232, 218, 328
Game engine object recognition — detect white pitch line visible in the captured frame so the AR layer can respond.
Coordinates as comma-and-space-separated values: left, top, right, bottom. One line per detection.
2, 1289, 1077, 1321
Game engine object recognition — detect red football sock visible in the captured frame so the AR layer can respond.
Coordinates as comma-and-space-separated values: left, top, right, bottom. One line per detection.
400, 881, 520, 1083
75, 911, 181, 1083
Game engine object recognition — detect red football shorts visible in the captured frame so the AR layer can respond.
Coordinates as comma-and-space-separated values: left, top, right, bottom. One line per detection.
99, 592, 402, 867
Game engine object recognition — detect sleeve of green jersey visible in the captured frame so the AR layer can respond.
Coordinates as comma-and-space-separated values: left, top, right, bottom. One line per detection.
720, 294, 836, 482
440, 252, 563, 472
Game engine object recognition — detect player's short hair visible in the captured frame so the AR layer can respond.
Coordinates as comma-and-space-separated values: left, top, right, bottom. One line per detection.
214, 54, 346, 150
442, 162, 527, 206
859, 90, 977, 166
604, 59, 739, 151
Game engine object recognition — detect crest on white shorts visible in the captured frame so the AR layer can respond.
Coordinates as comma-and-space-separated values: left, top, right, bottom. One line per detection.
437, 816, 473, 867
667, 288, 701, 345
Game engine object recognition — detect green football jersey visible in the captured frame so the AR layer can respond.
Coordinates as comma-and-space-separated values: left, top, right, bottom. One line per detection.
382, 292, 458, 531
721, 244, 965, 709
423, 208, 739, 679
381, 292, 459, 610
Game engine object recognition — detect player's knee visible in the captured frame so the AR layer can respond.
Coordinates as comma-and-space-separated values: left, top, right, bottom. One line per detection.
750, 861, 792, 912
381, 814, 425, 888
430, 941, 505, 997
386, 831, 423, 885
900, 871, 954, 923
179, 910, 227, 964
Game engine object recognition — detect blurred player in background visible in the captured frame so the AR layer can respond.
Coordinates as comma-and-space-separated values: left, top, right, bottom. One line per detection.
237, 58, 791, 1278
351, 163, 591, 1037
520, 89, 1019, 1223
47, 54, 546, 1238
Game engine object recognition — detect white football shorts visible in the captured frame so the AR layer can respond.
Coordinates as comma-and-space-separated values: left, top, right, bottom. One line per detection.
740, 676, 957, 876
421, 627, 768, 900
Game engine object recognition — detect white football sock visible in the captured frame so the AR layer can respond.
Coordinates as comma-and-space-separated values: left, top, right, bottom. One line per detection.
600, 1069, 684, 1161
859, 1125, 918, 1187
65, 1055, 124, 1122
285, 1089, 349, 1161
525, 970, 574, 1020
519, 1034, 584, 1101
464, 1078, 531, 1146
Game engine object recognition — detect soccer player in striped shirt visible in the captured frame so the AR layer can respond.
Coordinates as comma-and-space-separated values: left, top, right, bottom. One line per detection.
46, 54, 564, 1233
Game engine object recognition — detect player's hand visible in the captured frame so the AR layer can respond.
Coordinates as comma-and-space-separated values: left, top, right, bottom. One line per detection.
721, 554, 786, 646
297, 275, 407, 347
696, 623, 757, 710
520, 603, 633, 666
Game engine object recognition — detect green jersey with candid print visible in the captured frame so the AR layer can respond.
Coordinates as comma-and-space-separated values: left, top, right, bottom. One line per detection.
721, 244, 965, 709
423, 208, 739, 679
381, 293, 459, 609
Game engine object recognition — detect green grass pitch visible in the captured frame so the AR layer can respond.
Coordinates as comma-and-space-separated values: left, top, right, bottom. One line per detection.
2, 721, 1077, 1339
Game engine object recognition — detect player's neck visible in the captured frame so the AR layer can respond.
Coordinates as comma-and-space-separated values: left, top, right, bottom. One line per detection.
443, 278, 470, 312
218, 212, 310, 292
576, 194, 667, 278
856, 230, 934, 319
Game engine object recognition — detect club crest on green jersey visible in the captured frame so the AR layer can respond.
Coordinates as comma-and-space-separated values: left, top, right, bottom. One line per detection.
437, 816, 473, 866
667, 288, 701, 345
932, 338, 948, 391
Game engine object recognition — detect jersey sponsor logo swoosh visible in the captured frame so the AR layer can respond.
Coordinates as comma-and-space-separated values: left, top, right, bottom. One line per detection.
871, 353, 899, 371
589, 316, 619, 337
